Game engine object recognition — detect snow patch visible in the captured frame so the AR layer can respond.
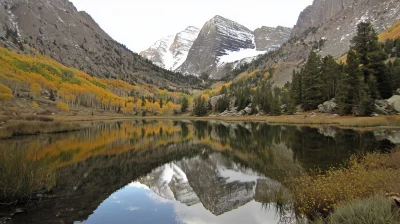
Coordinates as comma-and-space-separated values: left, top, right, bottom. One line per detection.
218, 48, 267, 65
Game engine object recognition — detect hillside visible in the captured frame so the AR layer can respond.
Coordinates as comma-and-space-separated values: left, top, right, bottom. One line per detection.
0, 46, 190, 116
0, 0, 200, 89
232, 0, 400, 86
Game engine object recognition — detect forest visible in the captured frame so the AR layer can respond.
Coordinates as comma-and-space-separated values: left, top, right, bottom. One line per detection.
0, 47, 191, 116
193, 22, 400, 117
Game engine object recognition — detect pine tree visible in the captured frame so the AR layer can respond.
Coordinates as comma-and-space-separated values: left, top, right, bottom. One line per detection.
301, 51, 324, 110
351, 22, 380, 66
159, 98, 163, 108
193, 96, 207, 116
321, 55, 341, 101
220, 85, 228, 95
351, 22, 392, 99
141, 96, 146, 107
396, 37, 400, 57
336, 50, 361, 115
290, 69, 302, 105
49, 89, 55, 101
181, 97, 188, 113
368, 51, 392, 99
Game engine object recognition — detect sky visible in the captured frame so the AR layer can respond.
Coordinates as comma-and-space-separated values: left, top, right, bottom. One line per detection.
69, 0, 314, 52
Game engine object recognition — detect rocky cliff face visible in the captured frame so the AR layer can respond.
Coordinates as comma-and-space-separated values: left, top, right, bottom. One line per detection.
140, 26, 200, 71
254, 26, 292, 51
248, 0, 400, 86
173, 15, 291, 78
0, 0, 196, 88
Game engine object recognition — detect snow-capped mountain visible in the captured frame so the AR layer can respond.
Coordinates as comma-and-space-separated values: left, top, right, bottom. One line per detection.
140, 26, 200, 71
177, 15, 291, 78
141, 15, 291, 79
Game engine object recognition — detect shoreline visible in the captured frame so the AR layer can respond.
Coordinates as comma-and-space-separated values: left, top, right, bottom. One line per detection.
52, 114, 400, 129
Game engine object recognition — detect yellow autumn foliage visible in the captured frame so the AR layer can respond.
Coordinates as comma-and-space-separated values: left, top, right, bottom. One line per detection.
0, 83, 13, 102
57, 102, 70, 112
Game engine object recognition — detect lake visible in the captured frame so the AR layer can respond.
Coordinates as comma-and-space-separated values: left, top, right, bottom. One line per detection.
0, 120, 397, 224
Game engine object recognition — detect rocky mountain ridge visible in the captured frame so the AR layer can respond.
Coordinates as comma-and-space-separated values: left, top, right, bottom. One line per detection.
140, 26, 200, 71
142, 15, 292, 79
0, 0, 199, 88
243, 0, 400, 86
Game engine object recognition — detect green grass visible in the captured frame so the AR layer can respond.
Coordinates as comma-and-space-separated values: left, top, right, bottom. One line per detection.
329, 195, 400, 224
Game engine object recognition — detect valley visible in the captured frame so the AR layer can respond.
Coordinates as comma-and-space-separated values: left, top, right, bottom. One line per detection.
1, 0, 400, 223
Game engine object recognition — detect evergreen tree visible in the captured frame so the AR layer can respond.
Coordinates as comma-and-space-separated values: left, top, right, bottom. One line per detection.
321, 55, 341, 101
336, 50, 361, 115
159, 98, 163, 108
181, 97, 188, 113
216, 95, 230, 113
368, 51, 392, 98
351, 22, 380, 66
219, 85, 228, 95
351, 22, 392, 99
49, 89, 55, 101
290, 69, 302, 105
193, 96, 207, 116
396, 37, 400, 57
301, 51, 324, 110
141, 96, 146, 107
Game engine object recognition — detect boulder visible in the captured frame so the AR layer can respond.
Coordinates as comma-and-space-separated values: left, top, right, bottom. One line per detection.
387, 95, 400, 113
210, 95, 224, 110
244, 107, 252, 114
318, 99, 337, 113
375, 99, 389, 108
238, 110, 245, 116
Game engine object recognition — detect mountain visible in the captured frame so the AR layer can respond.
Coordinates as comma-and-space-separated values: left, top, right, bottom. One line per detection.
242, 0, 400, 85
140, 26, 200, 71
0, 0, 199, 88
177, 15, 292, 78
140, 15, 291, 79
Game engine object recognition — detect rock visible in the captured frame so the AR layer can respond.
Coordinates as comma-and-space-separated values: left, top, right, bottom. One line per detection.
396, 89, 400, 95
371, 112, 380, 117
374, 105, 389, 115
238, 110, 245, 116
244, 107, 252, 114
318, 99, 337, 113
210, 95, 224, 110
177, 15, 291, 78
376, 99, 389, 108
387, 95, 400, 113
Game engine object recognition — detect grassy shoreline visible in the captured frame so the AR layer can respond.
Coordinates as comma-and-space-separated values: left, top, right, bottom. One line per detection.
290, 149, 400, 222
53, 114, 400, 128
0, 113, 400, 139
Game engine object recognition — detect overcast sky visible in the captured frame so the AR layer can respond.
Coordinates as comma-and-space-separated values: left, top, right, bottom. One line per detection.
69, 0, 313, 52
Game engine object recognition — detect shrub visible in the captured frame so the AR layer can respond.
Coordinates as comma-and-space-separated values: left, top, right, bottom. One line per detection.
290, 150, 400, 218
32, 101, 39, 108
329, 195, 400, 224
57, 102, 70, 112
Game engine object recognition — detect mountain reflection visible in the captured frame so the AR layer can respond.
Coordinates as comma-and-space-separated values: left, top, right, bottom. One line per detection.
3, 120, 396, 224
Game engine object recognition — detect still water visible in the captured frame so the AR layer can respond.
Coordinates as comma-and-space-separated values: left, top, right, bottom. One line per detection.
0, 120, 397, 224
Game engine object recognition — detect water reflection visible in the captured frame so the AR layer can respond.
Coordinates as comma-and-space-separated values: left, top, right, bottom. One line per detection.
1, 120, 397, 224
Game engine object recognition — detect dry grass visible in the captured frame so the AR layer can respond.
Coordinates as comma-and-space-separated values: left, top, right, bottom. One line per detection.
379, 21, 400, 41
290, 150, 400, 218
0, 120, 82, 138
0, 147, 56, 203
